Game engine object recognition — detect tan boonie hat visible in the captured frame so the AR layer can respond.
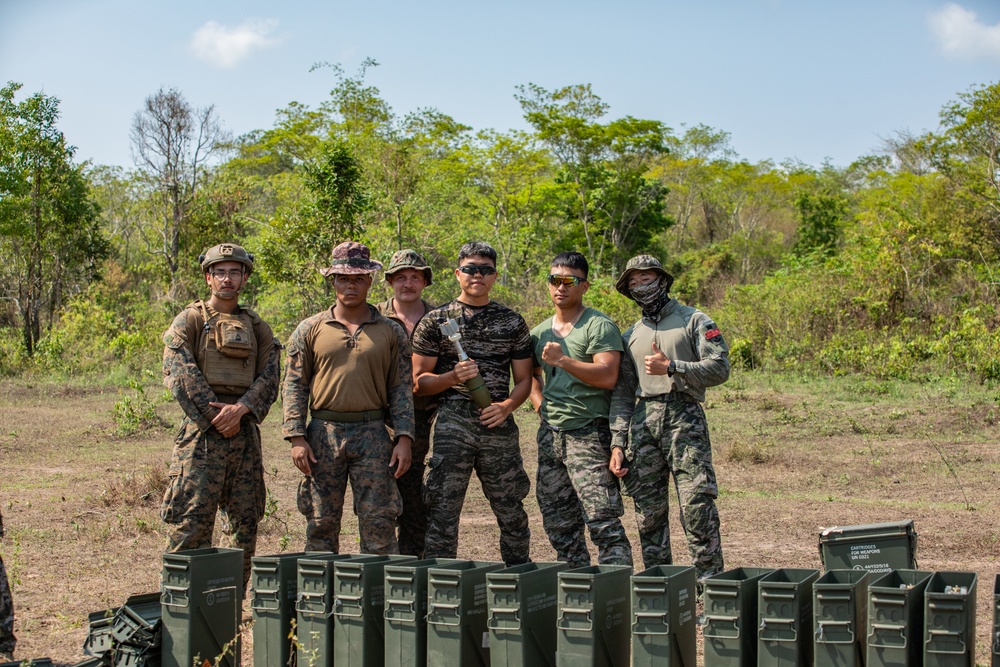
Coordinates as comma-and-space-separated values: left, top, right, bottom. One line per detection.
615, 254, 674, 297
384, 249, 433, 286
200, 243, 254, 273
320, 241, 383, 276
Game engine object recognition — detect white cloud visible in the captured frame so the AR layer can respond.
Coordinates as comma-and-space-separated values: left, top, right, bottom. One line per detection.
190, 19, 281, 69
928, 3, 1000, 62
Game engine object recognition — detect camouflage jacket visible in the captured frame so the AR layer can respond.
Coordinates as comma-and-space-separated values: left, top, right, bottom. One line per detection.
609, 299, 729, 452
282, 305, 415, 442
162, 304, 281, 434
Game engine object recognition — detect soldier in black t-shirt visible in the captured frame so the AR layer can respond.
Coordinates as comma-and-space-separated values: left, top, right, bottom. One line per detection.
411, 241, 533, 565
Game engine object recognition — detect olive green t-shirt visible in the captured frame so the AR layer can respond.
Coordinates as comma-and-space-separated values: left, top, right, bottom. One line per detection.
531, 307, 624, 430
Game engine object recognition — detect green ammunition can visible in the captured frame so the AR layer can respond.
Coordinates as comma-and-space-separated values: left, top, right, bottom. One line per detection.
630, 564, 697, 667
813, 569, 870, 667
294, 553, 354, 667
923, 571, 977, 667
425, 560, 505, 666
866, 568, 932, 667
332, 554, 415, 667
250, 551, 314, 667
757, 568, 820, 667
487, 561, 568, 667
555, 565, 631, 667
160, 547, 244, 667
819, 521, 917, 574
702, 567, 774, 667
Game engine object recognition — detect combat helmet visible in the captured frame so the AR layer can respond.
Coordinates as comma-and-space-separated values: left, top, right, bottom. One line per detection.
199, 243, 254, 274
615, 254, 674, 297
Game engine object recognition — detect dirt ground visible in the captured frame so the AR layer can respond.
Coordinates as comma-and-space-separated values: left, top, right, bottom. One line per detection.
1, 370, 998, 665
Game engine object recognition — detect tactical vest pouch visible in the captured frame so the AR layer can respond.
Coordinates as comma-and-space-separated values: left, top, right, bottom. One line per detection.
214, 317, 252, 359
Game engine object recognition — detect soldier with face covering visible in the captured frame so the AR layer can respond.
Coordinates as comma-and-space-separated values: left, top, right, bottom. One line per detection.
609, 255, 731, 587
160, 243, 281, 590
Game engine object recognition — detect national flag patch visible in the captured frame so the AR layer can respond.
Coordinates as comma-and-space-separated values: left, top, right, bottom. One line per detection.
705, 328, 721, 340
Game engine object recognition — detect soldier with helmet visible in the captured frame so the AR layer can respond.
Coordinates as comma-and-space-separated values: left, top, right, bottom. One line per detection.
160, 243, 281, 589
283, 241, 415, 555
609, 254, 731, 584
375, 249, 436, 557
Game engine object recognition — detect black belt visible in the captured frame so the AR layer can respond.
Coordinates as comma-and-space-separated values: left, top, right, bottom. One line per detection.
641, 393, 696, 403
311, 408, 387, 423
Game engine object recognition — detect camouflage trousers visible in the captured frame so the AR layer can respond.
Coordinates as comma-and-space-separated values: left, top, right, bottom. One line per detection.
537, 419, 632, 568
622, 396, 724, 579
0, 553, 14, 655
297, 417, 401, 555
161, 417, 266, 589
395, 409, 434, 557
423, 400, 531, 565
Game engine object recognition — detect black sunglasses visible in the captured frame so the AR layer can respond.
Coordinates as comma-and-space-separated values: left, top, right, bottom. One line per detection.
547, 274, 584, 287
457, 265, 497, 276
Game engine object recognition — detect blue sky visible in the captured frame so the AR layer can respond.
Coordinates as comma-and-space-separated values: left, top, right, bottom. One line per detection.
1, 0, 999, 170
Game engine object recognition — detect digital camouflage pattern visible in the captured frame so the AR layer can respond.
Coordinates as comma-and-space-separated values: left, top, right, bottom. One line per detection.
410, 300, 533, 403
295, 418, 402, 554
0, 508, 14, 657
609, 304, 728, 581
423, 401, 531, 565
536, 420, 632, 568
161, 305, 281, 588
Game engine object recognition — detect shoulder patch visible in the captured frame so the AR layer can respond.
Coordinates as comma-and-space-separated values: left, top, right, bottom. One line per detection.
705, 328, 722, 341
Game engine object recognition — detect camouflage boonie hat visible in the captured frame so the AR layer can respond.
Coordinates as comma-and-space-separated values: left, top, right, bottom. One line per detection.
384, 249, 433, 286
615, 254, 674, 297
320, 241, 383, 276
200, 243, 254, 273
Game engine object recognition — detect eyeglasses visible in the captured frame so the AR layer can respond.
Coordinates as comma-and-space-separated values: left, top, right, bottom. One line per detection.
547, 274, 584, 287
210, 269, 245, 280
456, 265, 497, 276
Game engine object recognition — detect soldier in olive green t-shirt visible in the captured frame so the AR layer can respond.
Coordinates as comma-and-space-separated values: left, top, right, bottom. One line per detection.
529, 252, 633, 568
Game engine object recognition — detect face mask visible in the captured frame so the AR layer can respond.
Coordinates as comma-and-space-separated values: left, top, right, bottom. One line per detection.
630, 276, 670, 321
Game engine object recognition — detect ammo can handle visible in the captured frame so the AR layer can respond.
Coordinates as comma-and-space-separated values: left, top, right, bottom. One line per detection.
815, 621, 854, 644
487, 606, 521, 630
250, 588, 281, 611
333, 594, 364, 618
925, 629, 966, 654
557, 608, 593, 632
701, 614, 740, 639
295, 591, 330, 616
759, 617, 797, 642
384, 599, 416, 623
427, 602, 462, 627
631, 611, 670, 636
161, 585, 190, 609
559, 582, 593, 592
870, 594, 905, 606
869, 623, 908, 648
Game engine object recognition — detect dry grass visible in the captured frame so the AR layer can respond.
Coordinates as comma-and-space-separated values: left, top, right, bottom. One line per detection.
1, 371, 999, 664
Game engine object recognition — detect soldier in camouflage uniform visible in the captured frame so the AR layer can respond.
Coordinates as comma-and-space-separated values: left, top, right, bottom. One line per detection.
0, 507, 15, 662
161, 243, 281, 590
284, 241, 415, 555
529, 252, 632, 568
609, 255, 730, 582
375, 249, 436, 557
411, 241, 533, 566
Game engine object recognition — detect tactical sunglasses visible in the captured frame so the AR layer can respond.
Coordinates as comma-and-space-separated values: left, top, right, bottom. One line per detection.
547, 274, 584, 287
456, 265, 497, 276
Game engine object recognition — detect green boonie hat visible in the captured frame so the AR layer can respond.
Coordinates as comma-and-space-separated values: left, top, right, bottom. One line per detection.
200, 243, 254, 273
615, 254, 674, 297
384, 249, 433, 286
320, 241, 383, 276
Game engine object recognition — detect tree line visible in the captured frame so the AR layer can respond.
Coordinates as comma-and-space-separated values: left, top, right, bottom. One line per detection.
1, 62, 998, 383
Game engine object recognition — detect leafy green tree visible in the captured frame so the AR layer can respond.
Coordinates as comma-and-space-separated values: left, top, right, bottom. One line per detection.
516, 83, 671, 271
0, 82, 109, 355
792, 191, 847, 258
